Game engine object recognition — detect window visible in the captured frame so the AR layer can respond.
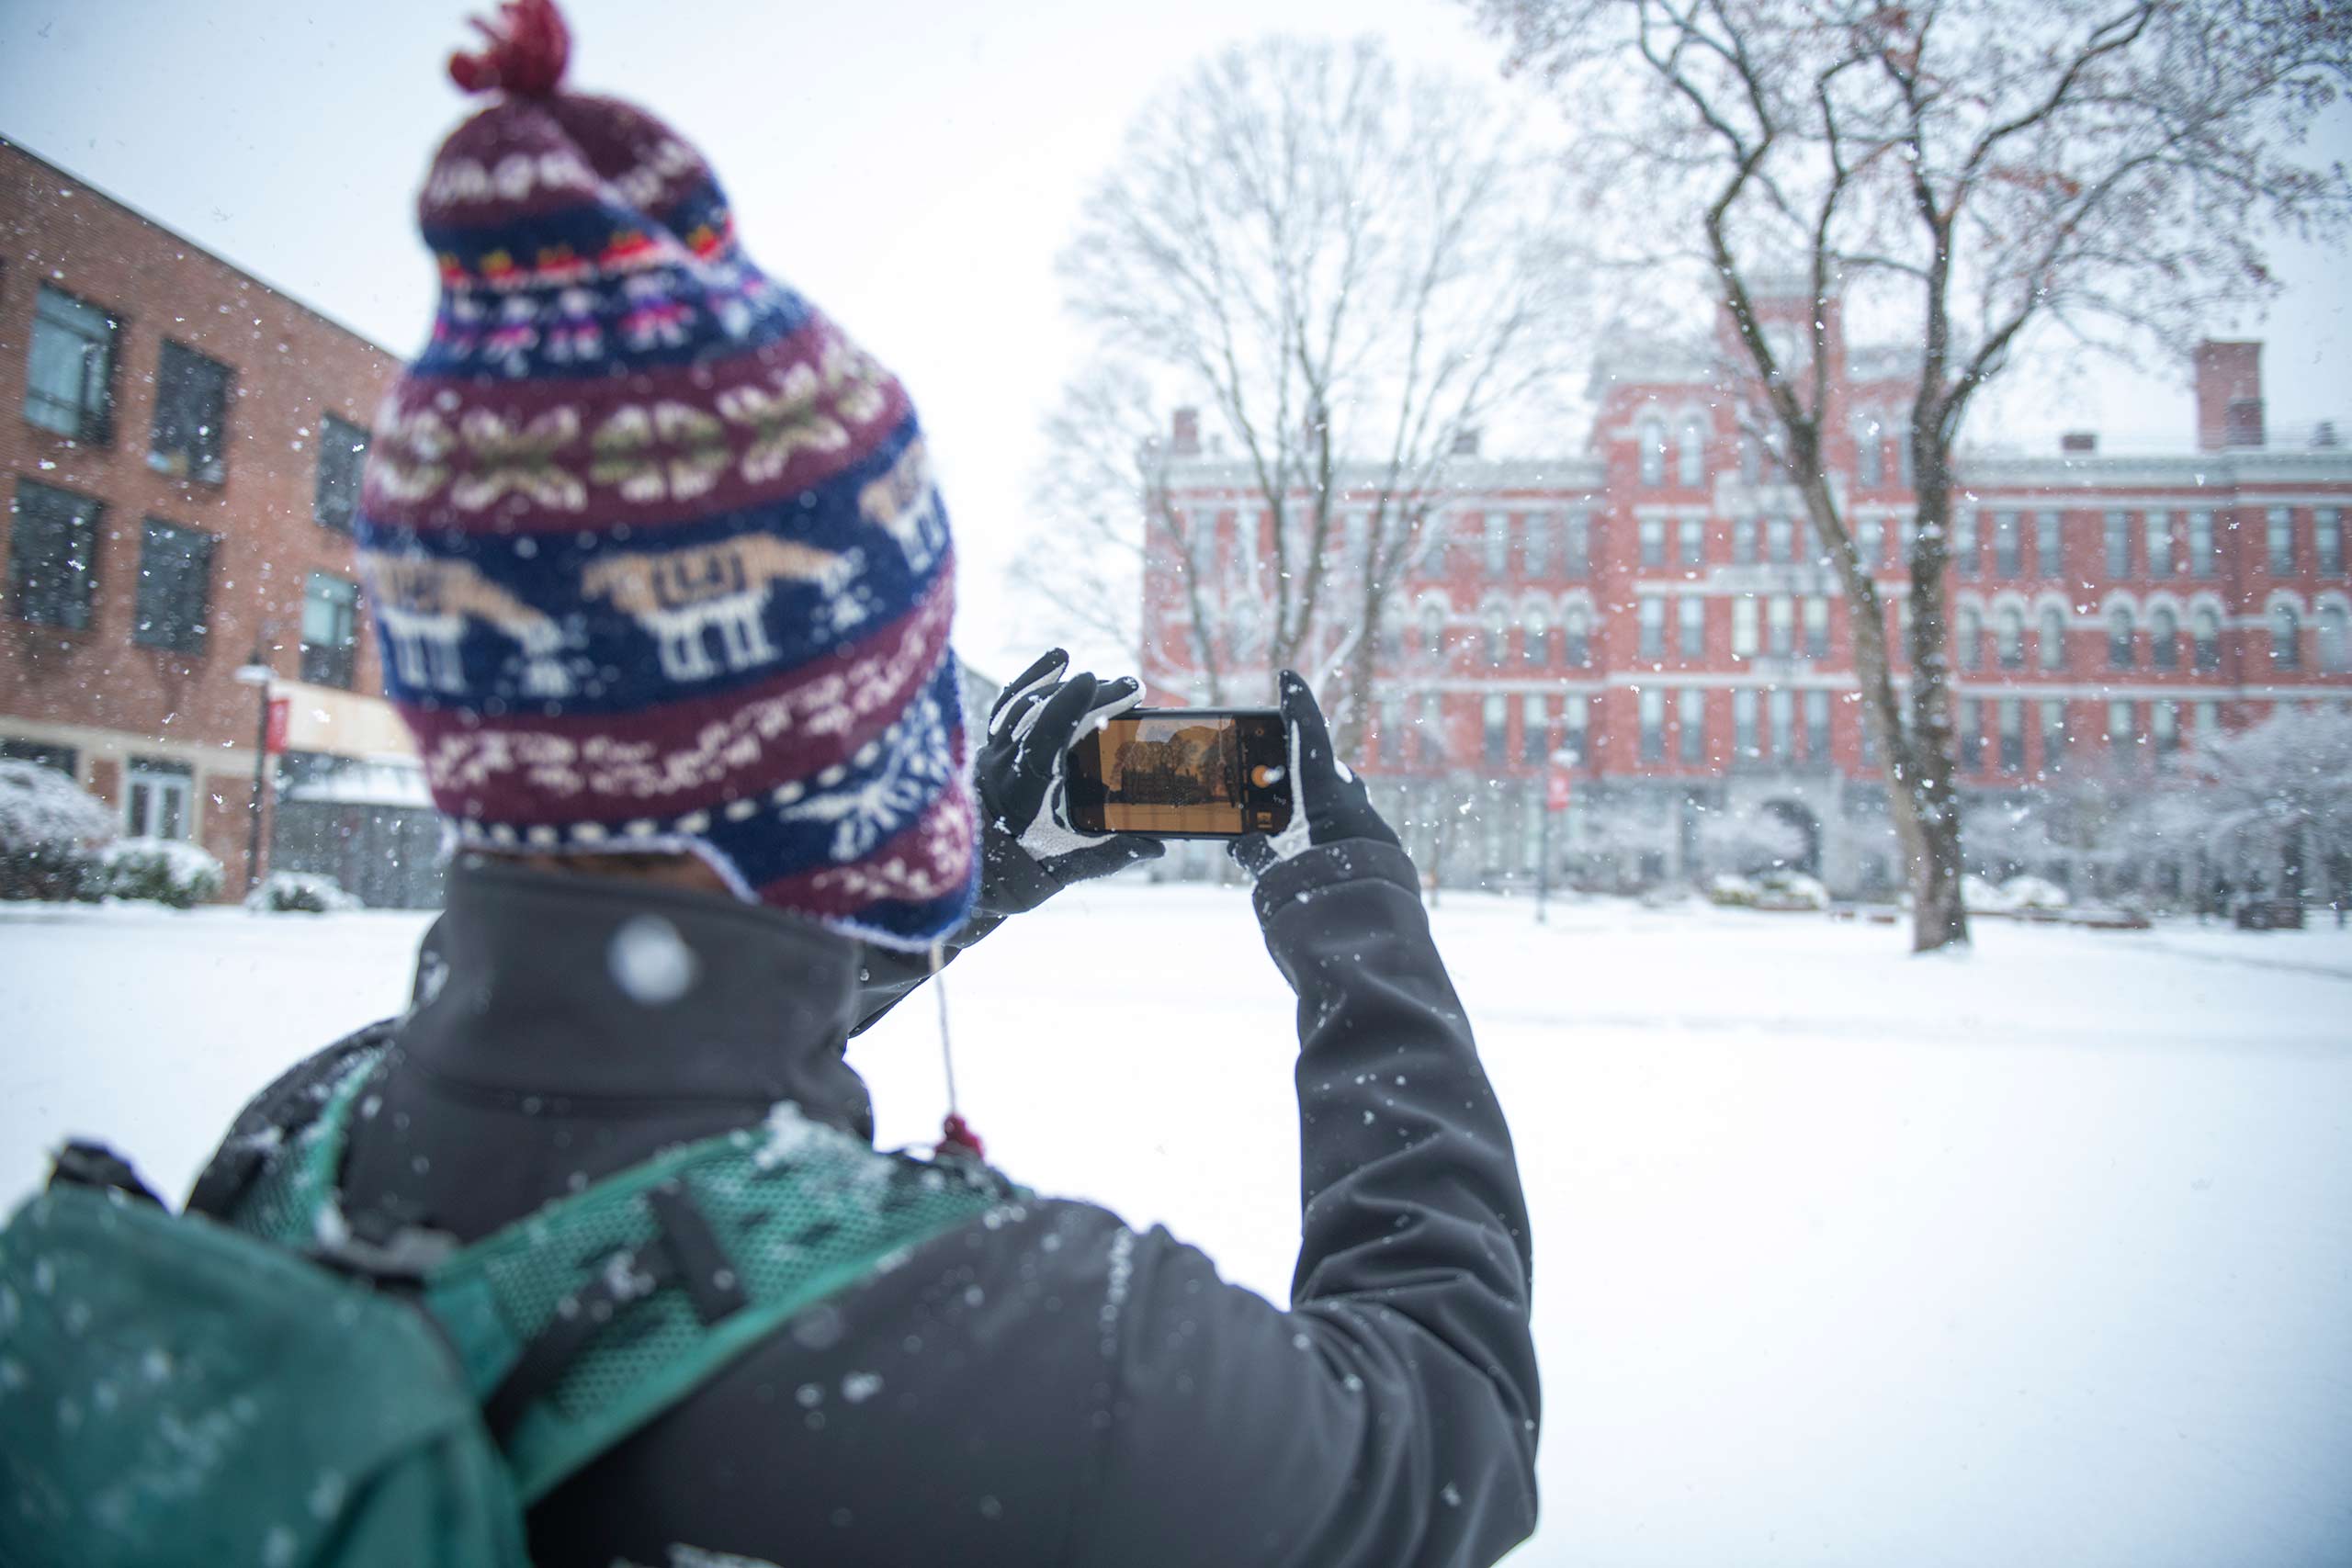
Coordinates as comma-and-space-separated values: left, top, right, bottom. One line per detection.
1996, 605, 2024, 670
2319, 510, 2344, 578
1523, 513, 1550, 577
1419, 692, 1446, 764
1678, 418, 1706, 486
1764, 594, 1792, 658
1734, 689, 1758, 760
1486, 513, 1510, 576
2267, 508, 2294, 575
1679, 518, 1704, 569
2192, 607, 2222, 672
1639, 519, 1666, 570
1522, 694, 1551, 766
1379, 694, 1405, 767
301, 572, 360, 688
1679, 688, 1706, 763
1733, 517, 1757, 565
2104, 512, 2132, 578
25, 286, 119, 443
1678, 596, 1704, 659
1638, 688, 1665, 762
1638, 596, 1666, 659
2034, 512, 2061, 578
1804, 596, 1829, 659
1377, 603, 1403, 663
1804, 690, 1830, 761
2189, 511, 2216, 578
2321, 605, 2350, 673
1992, 512, 2021, 577
1484, 605, 1508, 666
1767, 516, 1793, 565
2145, 512, 2173, 579
315, 415, 371, 534
2109, 698, 2136, 756
2152, 700, 2180, 756
1561, 695, 1589, 766
123, 760, 193, 841
1738, 433, 1761, 485
1854, 412, 1885, 488
2038, 699, 2068, 773
1998, 698, 2025, 773
8, 480, 103, 630
1565, 513, 1590, 578
150, 341, 232, 484
1768, 688, 1793, 763
1951, 510, 1977, 577
2195, 700, 2219, 740
1638, 419, 1667, 487
2108, 605, 2135, 670
1419, 602, 1447, 659
1959, 697, 1983, 769
2270, 603, 2301, 671
1525, 606, 1553, 667
1484, 694, 1510, 766
1958, 604, 1984, 672
1731, 596, 1759, 659
1857, 515, 1884, 569
1342, 512, 1371, 570
132, 520, 214, 654
2149, 606, 2177, 671
1565, 604, 1592, 666
2039, 605, 2067, 671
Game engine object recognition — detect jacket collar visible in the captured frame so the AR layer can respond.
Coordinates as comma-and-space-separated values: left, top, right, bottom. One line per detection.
398, 856, 876, 1141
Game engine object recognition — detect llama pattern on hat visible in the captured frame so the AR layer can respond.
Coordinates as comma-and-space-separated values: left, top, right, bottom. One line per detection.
360, 551, 574, 698
582, 536, 854, 682
858, 438, 949, 575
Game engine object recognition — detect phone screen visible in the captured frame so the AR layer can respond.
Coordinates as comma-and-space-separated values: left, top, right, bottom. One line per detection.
1094, 715, 1248, 833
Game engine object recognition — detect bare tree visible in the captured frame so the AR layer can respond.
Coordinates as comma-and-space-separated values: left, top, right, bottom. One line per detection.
1473, 0, 2351, 951
1035, 35, 1589, 743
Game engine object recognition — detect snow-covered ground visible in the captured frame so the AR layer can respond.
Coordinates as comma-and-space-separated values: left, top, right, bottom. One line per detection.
5, 888, 2349, 1565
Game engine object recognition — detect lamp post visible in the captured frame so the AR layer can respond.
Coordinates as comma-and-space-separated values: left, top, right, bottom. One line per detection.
232, 648, 274, 895
1536, 750, 1574, 925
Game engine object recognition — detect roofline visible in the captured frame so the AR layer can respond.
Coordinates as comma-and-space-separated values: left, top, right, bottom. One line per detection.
1, 133, 404, 364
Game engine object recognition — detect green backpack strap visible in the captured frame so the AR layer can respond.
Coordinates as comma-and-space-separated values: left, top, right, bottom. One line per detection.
234, 1053, 1020, 1506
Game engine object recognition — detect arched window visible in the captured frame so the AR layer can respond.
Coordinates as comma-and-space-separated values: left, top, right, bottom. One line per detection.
1854, 412, 1885, 488
1958, 605, 1984, 672
2149, 606, 2178, 671
1996, 605, 2025, 670
2192, 607, 2222, 672
1638, 418, 1667, 487
1677, 416, 1706, 486
2039, 605, 2067, 671
2320, 605, 2350, 672
1484, 604, 1509, 666
2270, 603, 2301, 670
1525, 605, 1552, 667
1419, 601, 1446, 659
1565, 603, 1592, 666
2108, 605, 2135, 670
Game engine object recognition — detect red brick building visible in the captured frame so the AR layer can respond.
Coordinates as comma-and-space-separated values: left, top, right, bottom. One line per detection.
1143, 291, 2352, 896
0, 140, 425, 901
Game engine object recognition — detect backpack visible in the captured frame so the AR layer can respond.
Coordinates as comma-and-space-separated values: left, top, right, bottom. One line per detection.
0, 1038, 1011, 1566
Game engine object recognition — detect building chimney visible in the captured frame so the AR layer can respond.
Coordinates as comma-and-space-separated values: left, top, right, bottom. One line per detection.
2193, 340, 2263, 452
1452, 427, 1481, 457
1170, 406, 1201, 457
2060, 431, 2098, 455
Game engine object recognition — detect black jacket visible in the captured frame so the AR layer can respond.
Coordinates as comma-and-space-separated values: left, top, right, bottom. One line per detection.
190, 840, 1537, 1566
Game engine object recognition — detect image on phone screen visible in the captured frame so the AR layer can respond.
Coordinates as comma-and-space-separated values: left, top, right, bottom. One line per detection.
1095, 716, 1247, 833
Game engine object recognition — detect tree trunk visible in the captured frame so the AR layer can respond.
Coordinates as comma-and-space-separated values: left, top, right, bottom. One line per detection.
1902, 440, 1972, 952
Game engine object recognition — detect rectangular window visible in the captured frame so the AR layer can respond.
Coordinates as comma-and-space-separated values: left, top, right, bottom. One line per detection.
1419, 692, 1445, 765
8, 480, 103, 630
1768, 688, 1793, 762
314, 415, 371, 534
2109, 698, 2136, 755
1418, 517, 1451, 574
1951, 510, 1977, 577
2267, 507, 2294, 575
1639, 595, 1666, 659
1379, 694, 1404, 768
1565, 513, 1590, 578
1678, 595, 1704, 658
1638, 688, 1665, 762
1484, 694, 1510, 766
1733, 688, 1758, 760
2153, 700, 2180, 755
2319, 508, 2344, 577
1522, 513, 1549, 577
150, 342, 232, 484
1992, 512, 2021, 577
2145, 511, 2173, 578
1959, 697, 1983, 770
2041, 700, 2067, 772
300, 572, 360, 689
1767, 515, 1793, 565
1639, 519, 1667, 569
132, 520, 214, 654
1678, 519, 1704, 568
1804, 596, 1829, 658
1857, 515, 1884, 569
1561, 695, 1588, 767
123, 760, 193, 842
2195, 700, 2219, 739
1804, 689, 1830, 761
1486, 513, 1510, 576
1998, 698, 2024, 773
1733, 517, 1757, 565
2104, 511, 2132, 578
1521, 693, 1549, 767
1768, 594, 1794, 658
1731, 595, 1759, 659
2034, 512, 2061, 578
1679, 688, 1705, 764
2189, 511, 2215, 578
25, 286, 120, 443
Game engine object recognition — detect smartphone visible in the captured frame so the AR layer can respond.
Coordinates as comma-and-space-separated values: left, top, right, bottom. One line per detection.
1065, 707, 1294, 839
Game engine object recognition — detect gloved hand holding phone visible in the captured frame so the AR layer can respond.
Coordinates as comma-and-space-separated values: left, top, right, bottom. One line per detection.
1230, 670, 1402, 877
978, 649, 1166, 900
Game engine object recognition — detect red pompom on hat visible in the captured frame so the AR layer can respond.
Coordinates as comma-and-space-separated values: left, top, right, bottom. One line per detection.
447, 0, 571, 97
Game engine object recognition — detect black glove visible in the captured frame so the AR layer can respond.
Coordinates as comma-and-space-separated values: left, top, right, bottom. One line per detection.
977, 649, 1164, 907
1231, 670, 1401, 877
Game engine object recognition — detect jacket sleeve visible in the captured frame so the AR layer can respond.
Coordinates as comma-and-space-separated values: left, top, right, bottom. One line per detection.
848, 829, 1063, 1037
1068, 839, 1538, 1568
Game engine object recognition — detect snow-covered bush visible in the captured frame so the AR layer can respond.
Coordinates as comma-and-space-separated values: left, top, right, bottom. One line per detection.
1962, 874, 2018, 914
1752, 870, 1830, 911
243, 870, 360, 914
2002, 875, 2070, 912
97, 839, 225, 908
0, 760, 115, 901
1706, 873, 1760, 908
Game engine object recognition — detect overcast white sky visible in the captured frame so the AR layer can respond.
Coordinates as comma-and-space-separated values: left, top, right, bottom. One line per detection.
4, 0, 2345, 680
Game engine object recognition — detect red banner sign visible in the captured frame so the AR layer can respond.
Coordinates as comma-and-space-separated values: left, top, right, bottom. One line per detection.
1545, 767, 1573, 813
265, 695, 291, 756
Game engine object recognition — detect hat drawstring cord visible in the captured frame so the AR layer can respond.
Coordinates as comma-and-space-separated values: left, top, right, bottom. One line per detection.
931, 942, 984, 1161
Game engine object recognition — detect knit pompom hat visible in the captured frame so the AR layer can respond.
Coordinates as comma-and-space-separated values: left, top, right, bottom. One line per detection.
356, 0, 976, 948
